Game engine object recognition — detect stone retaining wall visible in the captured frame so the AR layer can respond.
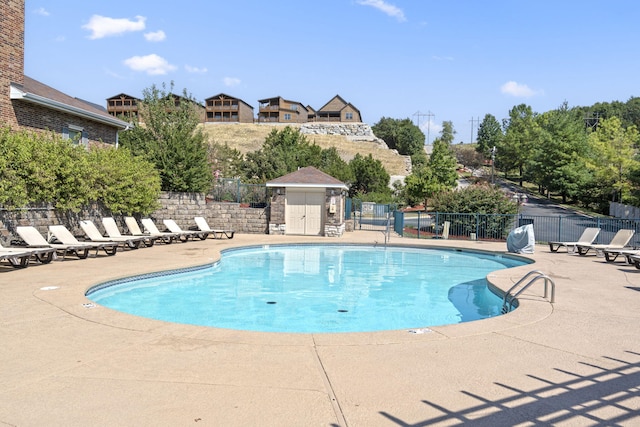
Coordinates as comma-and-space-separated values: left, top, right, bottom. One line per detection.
0, 192, 269, 245
300, 123, 386, 144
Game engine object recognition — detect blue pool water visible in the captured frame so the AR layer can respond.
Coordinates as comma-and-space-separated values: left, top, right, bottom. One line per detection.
87, 244, 530, 333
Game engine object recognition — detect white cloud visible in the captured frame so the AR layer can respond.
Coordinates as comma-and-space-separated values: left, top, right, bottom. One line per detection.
144, 30, 166, 42
82, 15, 146, 39
223, 77, 241, 87
432, 55, 454, 61
500, 81, 540, 97
356, 0, 406, 22
185, 65, 208, 74
123, 54, 176, 75
34, 7, 50, 16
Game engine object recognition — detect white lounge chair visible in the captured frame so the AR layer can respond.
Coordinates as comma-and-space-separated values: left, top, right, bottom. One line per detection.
80, 220, 145, 249
17, 226, 95, 260
0, 241, 55, 265
575, 229, 635, 256
102, 217, 156, 247
194, 216, 235, 239
49, 225, 119, 257
602, 248, 640, 263
162, 219, 207, 241
0, 248, 33, 268
124, 217, 175, 244
548, 227, 600, 253
141, 218, 183, 242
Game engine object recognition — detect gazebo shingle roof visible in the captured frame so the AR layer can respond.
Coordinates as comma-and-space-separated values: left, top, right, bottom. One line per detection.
266, 166, 347, 189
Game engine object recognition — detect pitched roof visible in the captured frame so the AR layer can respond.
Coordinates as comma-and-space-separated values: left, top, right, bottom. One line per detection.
204, 93, 253, 109
266, 166, 348, 189
317, 94, 348, 112
11, 76, 129, 129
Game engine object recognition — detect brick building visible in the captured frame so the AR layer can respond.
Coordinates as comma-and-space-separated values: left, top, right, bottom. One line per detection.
1, 0, 129, 146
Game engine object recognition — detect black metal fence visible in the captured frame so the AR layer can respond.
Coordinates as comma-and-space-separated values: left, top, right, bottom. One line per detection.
396, 211, 640, 246
208, 178, 268, 207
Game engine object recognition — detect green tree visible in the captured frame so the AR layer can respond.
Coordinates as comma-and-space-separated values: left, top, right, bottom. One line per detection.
372, 117, 425, 156
208, 142, 244, 179
498, 104, 540, 185
349, 153, 391, 199
119, 82, 213, 192
404, 165, 443, 209
587, 116, 640, 204
476, 114, 503, 158
240, 126, 322, 182
528, 103, 589, 202
439, 121, 456, 145
428, 134, 458, 189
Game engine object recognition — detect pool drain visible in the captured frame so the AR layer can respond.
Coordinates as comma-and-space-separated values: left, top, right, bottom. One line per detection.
338, 309, 348, 313
266, 301, 277, 304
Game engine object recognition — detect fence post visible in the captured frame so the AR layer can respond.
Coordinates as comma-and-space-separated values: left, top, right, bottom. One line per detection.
558, 216, 562, 243
476, 213, 479, 240
416, 211, 421, 239
435, 212, 440, 238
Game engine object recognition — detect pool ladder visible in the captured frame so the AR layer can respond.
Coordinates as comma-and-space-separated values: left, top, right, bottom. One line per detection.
501, 270, 555, 314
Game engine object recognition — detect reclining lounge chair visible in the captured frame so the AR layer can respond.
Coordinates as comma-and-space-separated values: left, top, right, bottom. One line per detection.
0, 248, 34, 268
162, 219, 207, 241
140, 218, 183, 243
17, 226, 97, 260
49, 225, 119, 257
125, 217, 175, 244
0, 241, 55, 266
79, 220, 145, 249
194, 216, 235, 239
548, 227, 600, 253
574, 229, 635, 256
103, 217, 156, 247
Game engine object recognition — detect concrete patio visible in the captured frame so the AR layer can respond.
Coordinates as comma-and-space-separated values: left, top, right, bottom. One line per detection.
1, 232, 639, 426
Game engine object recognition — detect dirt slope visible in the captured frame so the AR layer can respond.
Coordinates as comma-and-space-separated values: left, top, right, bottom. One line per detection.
200, 123, 410, 176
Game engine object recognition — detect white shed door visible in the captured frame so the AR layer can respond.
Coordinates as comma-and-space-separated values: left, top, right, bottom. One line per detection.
286, 190, 324, 235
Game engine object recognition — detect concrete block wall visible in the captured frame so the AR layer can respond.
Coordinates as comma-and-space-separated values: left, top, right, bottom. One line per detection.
0, 192, 270, 246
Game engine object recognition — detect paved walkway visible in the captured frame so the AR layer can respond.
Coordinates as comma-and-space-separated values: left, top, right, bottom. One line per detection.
1, 232, 639, 426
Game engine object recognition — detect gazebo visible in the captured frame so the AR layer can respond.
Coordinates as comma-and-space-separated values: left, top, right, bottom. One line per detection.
266, 167, 348, 237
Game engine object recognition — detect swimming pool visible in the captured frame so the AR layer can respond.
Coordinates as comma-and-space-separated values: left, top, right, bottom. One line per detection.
87, 244, 530, 333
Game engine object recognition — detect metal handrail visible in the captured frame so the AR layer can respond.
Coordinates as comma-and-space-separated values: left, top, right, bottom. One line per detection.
501, 270, 556, 313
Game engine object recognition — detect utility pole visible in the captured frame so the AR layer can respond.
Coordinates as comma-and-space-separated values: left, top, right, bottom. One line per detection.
584, 111, 600, 130
491, 146, 496, 185
413, 110, 435, 144
425, 110, 434, 145
469, 116, 480, 144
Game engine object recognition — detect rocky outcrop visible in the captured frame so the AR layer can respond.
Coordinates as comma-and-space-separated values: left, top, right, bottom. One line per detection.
300, 123, 387, 146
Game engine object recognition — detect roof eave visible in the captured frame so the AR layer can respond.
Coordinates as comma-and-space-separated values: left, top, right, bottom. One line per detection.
266, 182, 348, 190
11, 84, 130, 129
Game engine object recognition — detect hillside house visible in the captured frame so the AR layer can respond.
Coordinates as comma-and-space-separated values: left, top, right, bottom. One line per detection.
313, 95, 362, 122
257, 96, 308, 123
1, 0, 129, 146
106, 93, 140, 121
204, 93, 254, 123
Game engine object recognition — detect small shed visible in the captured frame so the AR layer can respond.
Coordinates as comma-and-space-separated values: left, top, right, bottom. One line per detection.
266, 167, 348, 237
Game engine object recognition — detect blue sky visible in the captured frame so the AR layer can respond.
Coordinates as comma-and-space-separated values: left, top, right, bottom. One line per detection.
24, 0, 640, 143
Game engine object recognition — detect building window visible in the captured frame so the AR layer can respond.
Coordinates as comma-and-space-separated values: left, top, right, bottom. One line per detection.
345, 112, 353, 120
284, 113, 291, 121
63, 125, 87, 147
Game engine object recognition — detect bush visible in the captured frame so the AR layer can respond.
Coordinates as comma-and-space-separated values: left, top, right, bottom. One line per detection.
431, 184, 519, 239
0, 127, 161, 214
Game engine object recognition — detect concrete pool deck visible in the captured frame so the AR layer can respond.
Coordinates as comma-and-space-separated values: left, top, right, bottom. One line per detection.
1, 232, 639, 426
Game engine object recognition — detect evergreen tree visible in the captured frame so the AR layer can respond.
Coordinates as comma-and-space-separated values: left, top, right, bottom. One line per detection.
119, 82, 212, 192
